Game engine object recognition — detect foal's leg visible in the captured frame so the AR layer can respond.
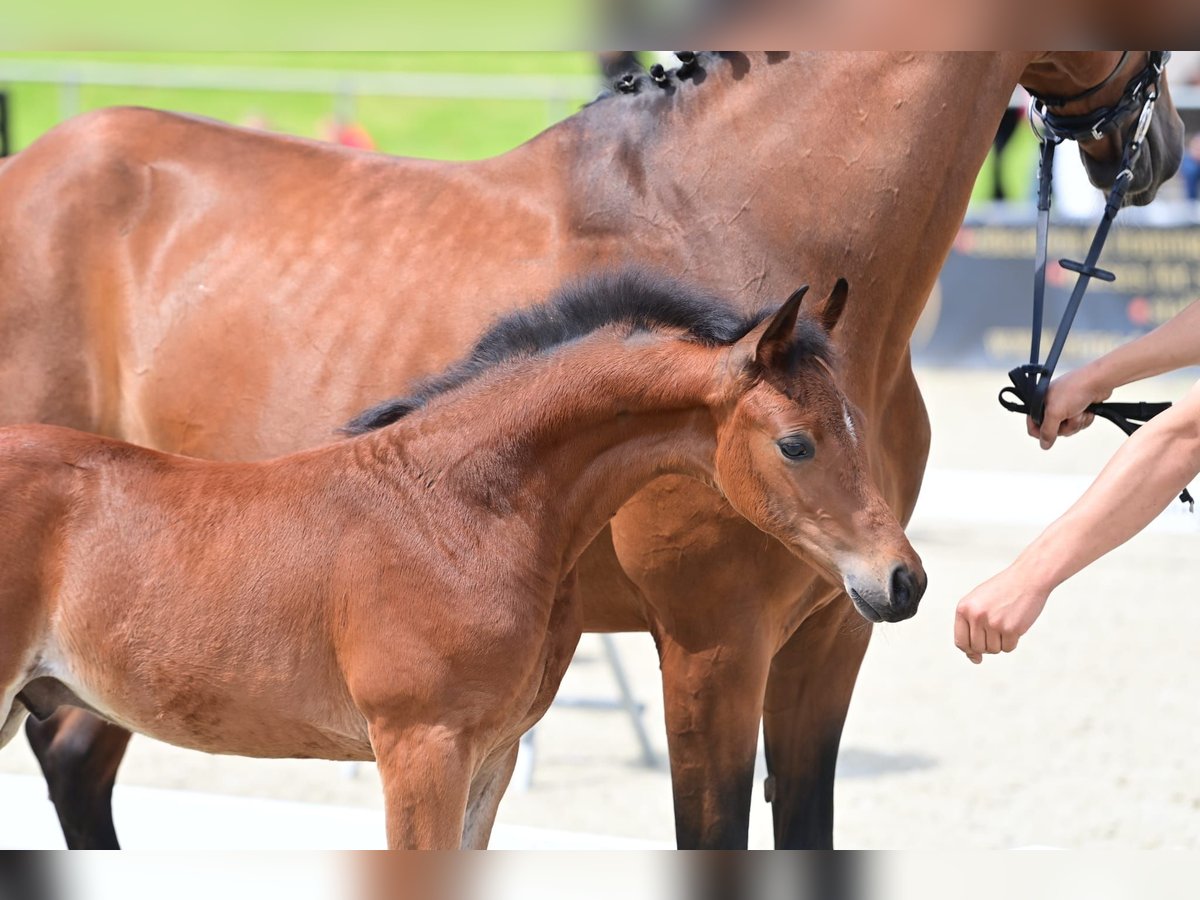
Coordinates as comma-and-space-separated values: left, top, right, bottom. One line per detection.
461, 741, 520, 849
761, 596, 871, 849
371, 721, 473, 850
25, 709, 131, 849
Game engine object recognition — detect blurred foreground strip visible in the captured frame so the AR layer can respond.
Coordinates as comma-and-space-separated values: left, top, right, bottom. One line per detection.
7, 852, 1200, 899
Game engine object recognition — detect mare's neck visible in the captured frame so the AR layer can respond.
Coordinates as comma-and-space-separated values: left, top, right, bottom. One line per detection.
574, 52, 1033, 401
377, 333, 722, 573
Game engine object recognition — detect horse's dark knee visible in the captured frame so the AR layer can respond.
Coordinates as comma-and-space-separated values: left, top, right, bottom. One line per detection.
672, 760, 756, 850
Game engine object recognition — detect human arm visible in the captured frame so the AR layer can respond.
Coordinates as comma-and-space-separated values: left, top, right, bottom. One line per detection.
1033, 298, 1200, 449
958, 377, 1200, 663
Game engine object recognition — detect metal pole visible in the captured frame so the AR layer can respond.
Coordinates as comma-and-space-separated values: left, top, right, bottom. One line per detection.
600, 634, 659, 768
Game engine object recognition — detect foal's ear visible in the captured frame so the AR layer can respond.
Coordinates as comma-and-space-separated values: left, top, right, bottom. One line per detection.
734, 284, 809, 373
818, 277, 849, 333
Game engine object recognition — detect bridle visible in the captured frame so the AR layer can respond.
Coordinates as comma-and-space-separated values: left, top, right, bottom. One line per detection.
997, 51, 1192, 509
1025, 51, 1168, 144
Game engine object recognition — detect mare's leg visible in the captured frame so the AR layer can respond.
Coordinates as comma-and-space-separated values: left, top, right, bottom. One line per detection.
658, 631, 772, 849
371, 721, 473, 850
461, 741, 520, 849
761, 596, 871, 849
607, 480, 803, 850
25, 709, 131, 849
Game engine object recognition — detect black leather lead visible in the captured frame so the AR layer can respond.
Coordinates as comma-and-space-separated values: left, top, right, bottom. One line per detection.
997, 51, 1192, 510
998, 392, 1194, 509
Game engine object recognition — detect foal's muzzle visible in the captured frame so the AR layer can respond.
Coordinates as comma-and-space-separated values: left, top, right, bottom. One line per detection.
845, 563, 926, 624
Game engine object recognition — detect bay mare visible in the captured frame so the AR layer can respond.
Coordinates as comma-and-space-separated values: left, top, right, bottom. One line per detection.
0, 52, 1183, 849
0, 275, 923, 849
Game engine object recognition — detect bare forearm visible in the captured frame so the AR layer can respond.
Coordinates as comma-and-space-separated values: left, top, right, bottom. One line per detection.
960, 378, 1200, 664
1087, 299, 1200, 392
1011, 384, 1200, 592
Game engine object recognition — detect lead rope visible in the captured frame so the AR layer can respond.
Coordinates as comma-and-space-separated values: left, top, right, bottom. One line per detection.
996, 82, 1194, 511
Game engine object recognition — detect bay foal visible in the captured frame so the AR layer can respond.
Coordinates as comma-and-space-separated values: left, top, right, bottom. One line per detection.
0, 273, 923, 848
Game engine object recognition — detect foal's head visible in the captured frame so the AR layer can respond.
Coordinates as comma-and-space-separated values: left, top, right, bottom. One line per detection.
711, 280, 925, 623
345, 270, 923, 623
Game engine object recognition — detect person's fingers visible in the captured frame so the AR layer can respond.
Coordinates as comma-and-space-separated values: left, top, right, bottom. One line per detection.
1026, 416, 1040, 439
1058, 416, 1081, 437
955, 609, 984, 665
1058, 412, 1096, 438
1001, 632, 1020, 653
985, 627, 1003, 655
1039, 414, 1062, 450
968, 615, 988, 658
954, 609, 971, 655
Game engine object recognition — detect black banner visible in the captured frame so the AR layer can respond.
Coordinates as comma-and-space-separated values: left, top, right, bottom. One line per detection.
912, 208, 1200, 370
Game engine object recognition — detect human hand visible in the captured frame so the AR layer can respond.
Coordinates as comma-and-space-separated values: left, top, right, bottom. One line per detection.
954, 569, 1050, 664
1027, 366, 1110, 450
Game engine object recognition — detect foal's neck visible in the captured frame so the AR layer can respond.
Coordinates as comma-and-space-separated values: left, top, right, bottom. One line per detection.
382, 333, 722, 572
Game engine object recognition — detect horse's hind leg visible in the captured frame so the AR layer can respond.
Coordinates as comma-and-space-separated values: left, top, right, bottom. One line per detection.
461, 741, 520, 849
761, 597, 871, 849
25, 709, 130, 849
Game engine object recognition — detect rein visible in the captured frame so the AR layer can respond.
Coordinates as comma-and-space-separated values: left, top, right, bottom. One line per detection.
997, 51, 1193, 510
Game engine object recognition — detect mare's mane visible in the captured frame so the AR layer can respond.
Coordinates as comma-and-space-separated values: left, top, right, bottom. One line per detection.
343, 268, 830, 435
585, 52, 791, 109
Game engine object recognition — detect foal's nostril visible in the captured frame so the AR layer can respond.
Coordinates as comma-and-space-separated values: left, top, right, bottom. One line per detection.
892, 568, 910, 608
889, 565, 925, 618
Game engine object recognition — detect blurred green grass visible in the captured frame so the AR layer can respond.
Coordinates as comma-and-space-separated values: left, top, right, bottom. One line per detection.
0, 52, 602, 160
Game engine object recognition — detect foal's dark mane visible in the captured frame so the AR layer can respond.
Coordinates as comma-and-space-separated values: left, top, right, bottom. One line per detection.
344, 269, 830, 435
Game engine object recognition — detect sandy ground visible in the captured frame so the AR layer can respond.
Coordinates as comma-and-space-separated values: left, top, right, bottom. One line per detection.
2, 367, 1198, 849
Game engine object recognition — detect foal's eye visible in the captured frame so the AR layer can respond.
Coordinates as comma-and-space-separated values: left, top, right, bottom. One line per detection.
777, 436, 815, 461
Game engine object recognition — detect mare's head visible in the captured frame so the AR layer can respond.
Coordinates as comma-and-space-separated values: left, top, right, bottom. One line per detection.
1021, 51, 1183, 207
711, 280, 925, 623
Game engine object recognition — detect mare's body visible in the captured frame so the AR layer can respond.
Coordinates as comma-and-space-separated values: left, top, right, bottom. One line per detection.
0, 51, 1183, 848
